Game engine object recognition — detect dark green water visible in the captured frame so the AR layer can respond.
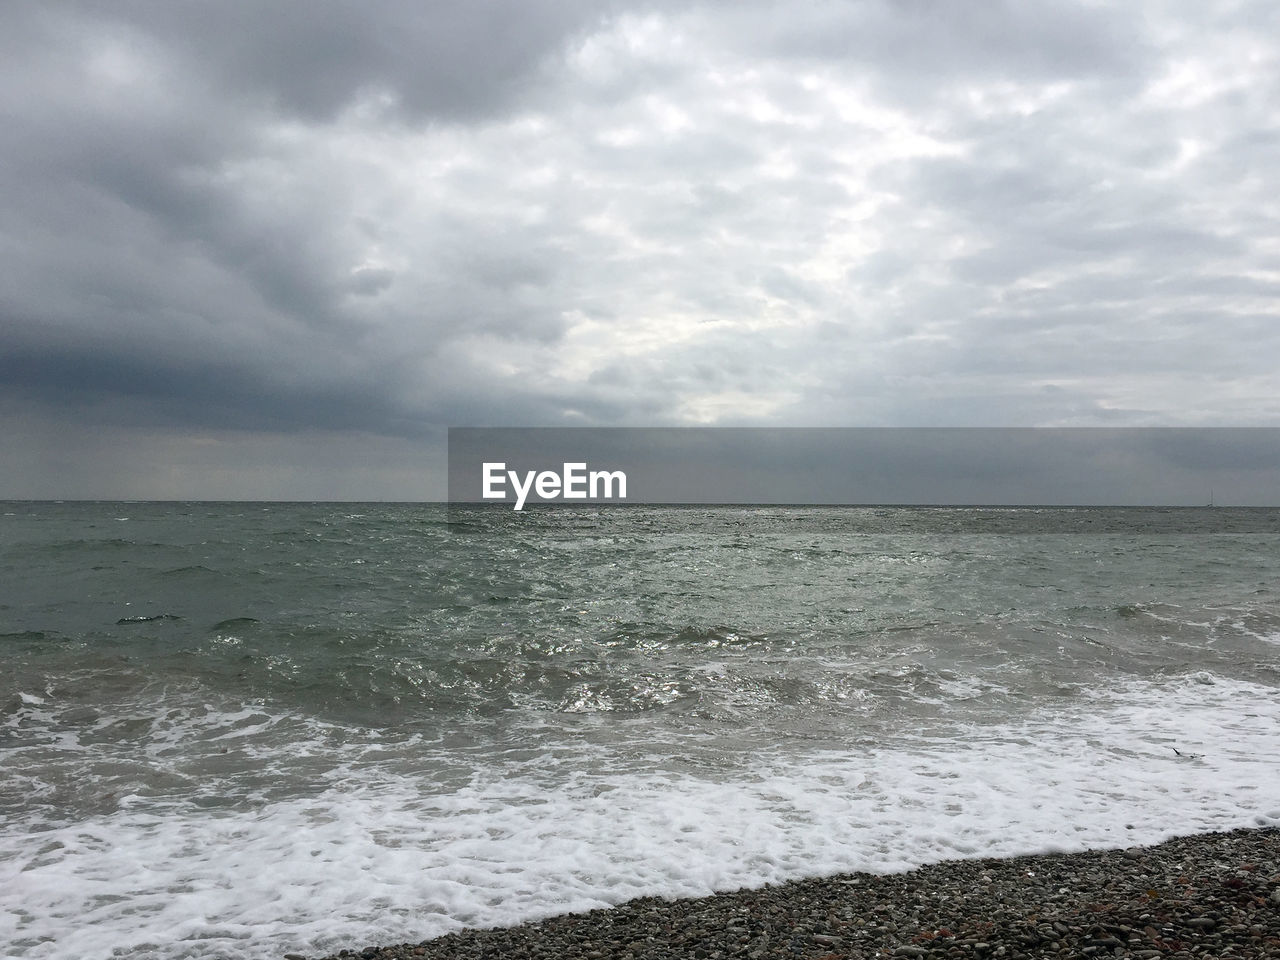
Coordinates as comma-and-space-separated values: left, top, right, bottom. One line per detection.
2, 503, 1279, 959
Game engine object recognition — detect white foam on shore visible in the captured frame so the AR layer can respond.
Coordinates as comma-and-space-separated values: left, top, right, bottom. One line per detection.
2, 673, 1278, 960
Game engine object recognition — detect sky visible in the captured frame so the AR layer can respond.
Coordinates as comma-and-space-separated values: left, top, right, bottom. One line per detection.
2, 1, 1279, 500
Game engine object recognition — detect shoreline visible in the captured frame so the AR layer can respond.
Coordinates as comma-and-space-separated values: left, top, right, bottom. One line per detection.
298, 826, 1280, 959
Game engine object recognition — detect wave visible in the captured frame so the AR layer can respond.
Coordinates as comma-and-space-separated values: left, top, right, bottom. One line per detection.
3, 674, 1278, 960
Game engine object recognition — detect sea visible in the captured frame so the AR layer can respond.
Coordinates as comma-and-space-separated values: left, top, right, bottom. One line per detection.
2, 502, 1279, 960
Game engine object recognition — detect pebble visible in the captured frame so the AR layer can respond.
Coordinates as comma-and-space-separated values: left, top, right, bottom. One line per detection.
291, 827, 1280, 960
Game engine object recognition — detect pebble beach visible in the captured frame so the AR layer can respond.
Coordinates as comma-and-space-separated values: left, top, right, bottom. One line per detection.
301, 827, 1280, 960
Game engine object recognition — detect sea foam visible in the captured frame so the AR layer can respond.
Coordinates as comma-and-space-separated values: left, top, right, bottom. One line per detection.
3, 673, 1278, 960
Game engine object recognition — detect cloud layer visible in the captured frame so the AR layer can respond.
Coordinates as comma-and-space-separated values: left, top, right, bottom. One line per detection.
3, 1, 1278, 496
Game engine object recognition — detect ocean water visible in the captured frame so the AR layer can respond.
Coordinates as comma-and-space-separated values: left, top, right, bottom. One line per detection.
2, 502, 1279, 960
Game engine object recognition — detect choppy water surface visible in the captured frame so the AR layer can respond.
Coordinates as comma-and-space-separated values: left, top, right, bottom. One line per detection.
2, 503, 1279, 959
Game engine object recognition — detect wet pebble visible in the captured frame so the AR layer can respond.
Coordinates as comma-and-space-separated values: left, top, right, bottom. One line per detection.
296, 827, 1280, 960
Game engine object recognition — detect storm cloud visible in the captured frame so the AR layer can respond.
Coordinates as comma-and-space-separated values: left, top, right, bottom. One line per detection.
2, 1, 1278, 498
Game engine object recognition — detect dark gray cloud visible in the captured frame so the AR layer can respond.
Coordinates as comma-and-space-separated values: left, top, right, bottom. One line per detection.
1, 1, 1278, 498
43, 1, 612, 122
